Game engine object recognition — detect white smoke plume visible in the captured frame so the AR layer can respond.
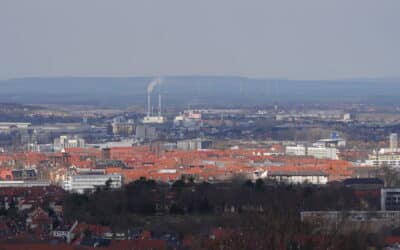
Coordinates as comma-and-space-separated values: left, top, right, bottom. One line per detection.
147, 77, 162, 93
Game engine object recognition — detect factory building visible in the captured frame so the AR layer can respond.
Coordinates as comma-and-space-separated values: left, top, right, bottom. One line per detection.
111, 120, 135, 137
142, 78, 165, 124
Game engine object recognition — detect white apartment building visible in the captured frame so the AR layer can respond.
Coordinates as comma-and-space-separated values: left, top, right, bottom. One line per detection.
366, 153, 400, 168
63, 173, 122, 193
307, 147, 339, 160
285, 145, 306, 156
268, 171, 328, 185
285, 145, 339, 160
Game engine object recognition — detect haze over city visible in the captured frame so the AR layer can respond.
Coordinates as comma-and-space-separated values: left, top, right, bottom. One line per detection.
1, 0, 399, 80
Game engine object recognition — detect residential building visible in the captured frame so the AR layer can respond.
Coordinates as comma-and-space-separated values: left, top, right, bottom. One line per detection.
285, 145, 306, 156
177, 138, 212, 151
267, 171, 328, 185
285, 145, 339, 160
381, 188, 400, 211
307, 147, 339, 160
63, 171, 122, 194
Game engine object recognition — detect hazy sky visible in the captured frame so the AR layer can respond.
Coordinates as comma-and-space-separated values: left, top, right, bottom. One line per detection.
1, 0, 399, 80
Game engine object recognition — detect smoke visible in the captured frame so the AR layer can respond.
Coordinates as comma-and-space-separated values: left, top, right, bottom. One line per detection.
147, 77, 162, 93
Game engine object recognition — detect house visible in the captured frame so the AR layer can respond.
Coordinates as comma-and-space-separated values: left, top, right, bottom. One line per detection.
26, 207, 52, 234
51, 221, 78, 243
70, 222, 111, 239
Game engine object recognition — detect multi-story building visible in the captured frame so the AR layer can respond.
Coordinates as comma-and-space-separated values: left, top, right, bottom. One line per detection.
366, 153, 400, 168
54, 135, 85, 151
63, 169, 122, 193
390, 133, 398, 151
285, 145, 306, 156
307, 147, 339, 160
111, 121, 135, 136
177, 138, 212, 151
285, 145, 338, 160
381, 188, 400, 211
135, 125, 157, 140
267, 171, 328, 185
0, 180, 50, 188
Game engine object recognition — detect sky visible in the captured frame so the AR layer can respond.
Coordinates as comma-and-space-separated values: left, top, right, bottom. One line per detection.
0, 0, 399, 80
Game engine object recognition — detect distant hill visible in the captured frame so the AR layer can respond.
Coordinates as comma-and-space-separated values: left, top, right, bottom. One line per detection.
0, 76, 399, 107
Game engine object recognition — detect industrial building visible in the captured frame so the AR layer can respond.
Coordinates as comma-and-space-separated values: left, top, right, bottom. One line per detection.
111, 120, 135, 136
142, 78, 165, 124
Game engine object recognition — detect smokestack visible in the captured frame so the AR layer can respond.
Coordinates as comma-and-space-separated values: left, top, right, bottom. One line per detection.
158, 93, 162, 116
146, 78, 162, 117
147, 91, 151, 117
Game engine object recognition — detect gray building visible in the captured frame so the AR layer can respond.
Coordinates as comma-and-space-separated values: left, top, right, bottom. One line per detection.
177, 138, 212, 151
381, 188, 400, 211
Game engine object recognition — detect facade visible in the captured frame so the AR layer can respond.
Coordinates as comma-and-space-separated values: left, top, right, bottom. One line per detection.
267, 171, 328, 185
285, 145, 338, 160
63, 173, 122, 193
11, 168, 37, 180
54, 135, 85, 151
366, 153, 400, 168
0, 180, 50, 188
285, 145, 306, 156
390, 133, 398, 151
177, 138, 212, 151
381, 188, 400, 211
112, 122, 135, 136
314, 138, 346, 148
307, 147, 339, 160
135, 125, 157, 140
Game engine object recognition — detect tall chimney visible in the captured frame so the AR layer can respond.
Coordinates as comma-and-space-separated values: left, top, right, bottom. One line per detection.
147, 91, 151, 117
158, 93, 162, 116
